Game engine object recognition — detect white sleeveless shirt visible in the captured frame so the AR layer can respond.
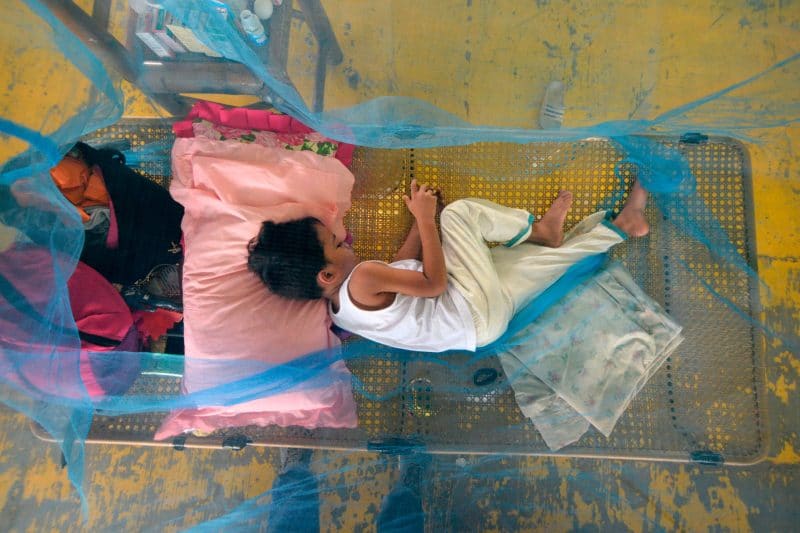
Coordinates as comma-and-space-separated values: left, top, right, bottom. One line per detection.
330, 259, 476, 352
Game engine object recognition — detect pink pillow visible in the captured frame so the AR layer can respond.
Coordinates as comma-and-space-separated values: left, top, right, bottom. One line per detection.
155, 138, 357, 440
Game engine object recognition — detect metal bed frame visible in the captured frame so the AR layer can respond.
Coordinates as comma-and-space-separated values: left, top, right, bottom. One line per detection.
32, 121, 768, 465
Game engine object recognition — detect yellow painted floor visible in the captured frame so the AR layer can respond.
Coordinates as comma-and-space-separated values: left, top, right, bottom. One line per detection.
1, 1, 798, 531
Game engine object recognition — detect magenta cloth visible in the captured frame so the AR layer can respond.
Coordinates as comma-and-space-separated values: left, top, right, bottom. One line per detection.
0, 246, 139, 399
105, 197, 119, 249
68, 261, 133, 346
68, 261, 141, 397
154, 137, 357, 440
172, 100, 355, 167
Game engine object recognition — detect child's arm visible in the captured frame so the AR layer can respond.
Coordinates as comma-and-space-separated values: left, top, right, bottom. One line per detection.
392, 188, 442, 263
391, 221, 421, 262
349, 180, 447, 304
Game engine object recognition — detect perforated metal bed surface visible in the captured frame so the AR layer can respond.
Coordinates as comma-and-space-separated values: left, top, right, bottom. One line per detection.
32, 121, 766, 464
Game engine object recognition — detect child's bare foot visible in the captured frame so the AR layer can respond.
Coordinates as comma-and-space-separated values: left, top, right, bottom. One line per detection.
528, 190, 573, 247
612, 180, 649, 237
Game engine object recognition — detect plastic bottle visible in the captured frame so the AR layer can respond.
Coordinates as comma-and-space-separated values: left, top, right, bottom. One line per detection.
240, 9, 267, 46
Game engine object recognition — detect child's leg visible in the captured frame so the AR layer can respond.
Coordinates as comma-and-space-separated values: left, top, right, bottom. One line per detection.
440, 198, 535, 345
491, 181, 649, 313
492, 210, 625, 312
492, 211, 625, 312
526, 190, 573, 247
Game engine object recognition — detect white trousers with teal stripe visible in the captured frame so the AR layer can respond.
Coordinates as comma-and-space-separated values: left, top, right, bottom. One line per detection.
440, 198, 626, 347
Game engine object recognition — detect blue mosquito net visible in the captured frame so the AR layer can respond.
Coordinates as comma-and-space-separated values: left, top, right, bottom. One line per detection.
1, 0, 798, 529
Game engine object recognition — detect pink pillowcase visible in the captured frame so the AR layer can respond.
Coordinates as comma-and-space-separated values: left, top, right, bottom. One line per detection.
154, 138, 357, 440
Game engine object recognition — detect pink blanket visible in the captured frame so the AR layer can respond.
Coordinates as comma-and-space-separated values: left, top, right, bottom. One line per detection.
155, 138, 357, 440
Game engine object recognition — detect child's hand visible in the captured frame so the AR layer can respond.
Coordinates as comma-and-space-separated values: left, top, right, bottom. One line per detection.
434, 187, 445, 216
403, 179, 439, 221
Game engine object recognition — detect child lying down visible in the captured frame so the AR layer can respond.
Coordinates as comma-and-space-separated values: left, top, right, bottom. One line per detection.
248, 179, 684, 450
247, 179, 650, 352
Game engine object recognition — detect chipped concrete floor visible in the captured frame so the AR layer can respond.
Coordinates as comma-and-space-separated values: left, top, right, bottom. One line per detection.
0, 0, 798, 531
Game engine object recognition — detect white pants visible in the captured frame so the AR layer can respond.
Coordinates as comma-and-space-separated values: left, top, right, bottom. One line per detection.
440, 199, 626, 346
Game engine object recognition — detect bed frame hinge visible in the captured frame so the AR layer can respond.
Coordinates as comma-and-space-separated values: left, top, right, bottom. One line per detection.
690, 449, 725, 465
679, 132, 709, 144
222, 435, 252, 451
367, 437, 427, 455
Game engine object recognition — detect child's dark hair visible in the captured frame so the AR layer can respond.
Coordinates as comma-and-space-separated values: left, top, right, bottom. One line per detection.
247, 217, 327, 300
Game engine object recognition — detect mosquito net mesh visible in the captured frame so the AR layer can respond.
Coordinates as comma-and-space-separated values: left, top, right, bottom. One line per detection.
1, 0, 798, 529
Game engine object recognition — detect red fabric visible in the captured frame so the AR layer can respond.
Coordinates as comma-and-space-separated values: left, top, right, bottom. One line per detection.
132, 309, 183, 344
172, 100, 355, 167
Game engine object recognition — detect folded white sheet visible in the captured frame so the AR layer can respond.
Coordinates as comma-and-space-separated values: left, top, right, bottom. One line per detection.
500, 261, 684, 450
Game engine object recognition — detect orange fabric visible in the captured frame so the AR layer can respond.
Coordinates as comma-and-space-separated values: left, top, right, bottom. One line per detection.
50, 156, 110, 222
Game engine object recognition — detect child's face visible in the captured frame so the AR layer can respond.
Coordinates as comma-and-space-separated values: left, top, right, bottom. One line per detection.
315, 223, 357, 277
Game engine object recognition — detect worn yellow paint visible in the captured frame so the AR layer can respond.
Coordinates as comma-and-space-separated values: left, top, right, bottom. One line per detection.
752, 172, 800, 261
122, 84, 262, 118
771, 350, 800, 393
771, 441, 800, 465
20, 458, 73, 503
647, 466, 751, 532
2, 0, 127, 164
318, 1, 799, 130
1, 0, 798, 530
121, 80, 169, 119
72, 0, 92, 14
768, 374, 797, 405
0, 224, 18, 253
790, 356, 800, 375
572, 490, 597, 527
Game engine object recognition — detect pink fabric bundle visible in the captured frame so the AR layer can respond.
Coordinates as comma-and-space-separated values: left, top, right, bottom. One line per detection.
154, 137, 357, 440
172, 100, 355, 167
